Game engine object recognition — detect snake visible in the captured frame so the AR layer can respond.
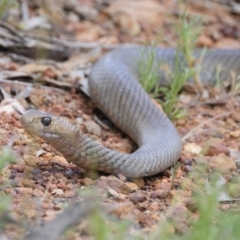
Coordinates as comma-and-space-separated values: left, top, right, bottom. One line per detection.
20, 47, 240, 178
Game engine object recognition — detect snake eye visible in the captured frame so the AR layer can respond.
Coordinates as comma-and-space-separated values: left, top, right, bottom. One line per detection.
41, 117, 51, 126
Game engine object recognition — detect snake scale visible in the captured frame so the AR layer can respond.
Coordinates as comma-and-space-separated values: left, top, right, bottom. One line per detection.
21, 47, 240, 178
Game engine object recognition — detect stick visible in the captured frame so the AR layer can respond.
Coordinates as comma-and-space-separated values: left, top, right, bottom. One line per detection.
24, 202, 94, 240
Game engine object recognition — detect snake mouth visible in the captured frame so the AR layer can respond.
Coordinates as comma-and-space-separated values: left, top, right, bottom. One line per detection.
38, 131, 60, 139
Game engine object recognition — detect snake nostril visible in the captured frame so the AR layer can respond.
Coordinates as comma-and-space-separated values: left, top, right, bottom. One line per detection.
41, 117, 52, 126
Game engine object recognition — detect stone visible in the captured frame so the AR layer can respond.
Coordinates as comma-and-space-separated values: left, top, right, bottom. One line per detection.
130, 192, 147, 204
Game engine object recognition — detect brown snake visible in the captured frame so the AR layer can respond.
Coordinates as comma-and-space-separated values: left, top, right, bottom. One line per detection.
20, 47, 240, 178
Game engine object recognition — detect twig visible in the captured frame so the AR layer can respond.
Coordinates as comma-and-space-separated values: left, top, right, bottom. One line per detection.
0, 20, 24, 40
23, 199, 132, 240
182, 111, 232, 142
191, 0, 233, 12
24, 32, 139, 49
24, 202, 94, 240
20, 0, 30, 22
0, 79, 65, 93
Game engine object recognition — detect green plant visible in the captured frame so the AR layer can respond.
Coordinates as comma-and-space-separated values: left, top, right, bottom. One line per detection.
138, 3, 203, 119
82, 171, 240, 240
138, 45, 162, 97
0, 147, 16, 170
170, 162, 181, 190
0, 147, 16, 230
0, 0, 16, 18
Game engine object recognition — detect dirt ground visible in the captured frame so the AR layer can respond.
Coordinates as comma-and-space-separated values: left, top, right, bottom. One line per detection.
1, 0, 240, 239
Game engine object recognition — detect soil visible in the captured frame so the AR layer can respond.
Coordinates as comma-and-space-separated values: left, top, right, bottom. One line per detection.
0, 0, 240, 239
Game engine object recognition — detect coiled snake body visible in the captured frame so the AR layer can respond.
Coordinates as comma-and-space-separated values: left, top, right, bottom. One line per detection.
21, 47, 240, 178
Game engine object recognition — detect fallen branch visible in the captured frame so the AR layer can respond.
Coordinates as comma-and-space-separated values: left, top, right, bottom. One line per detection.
24, 202, 94, 240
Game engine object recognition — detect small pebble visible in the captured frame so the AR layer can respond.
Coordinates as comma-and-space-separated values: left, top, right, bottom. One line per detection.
130, 192, 147, 204
32, 188, 44, 197
75, 117, 83, 125
117, 173, 127, 182
183, 159, 192, 166
150, 191, 160, 199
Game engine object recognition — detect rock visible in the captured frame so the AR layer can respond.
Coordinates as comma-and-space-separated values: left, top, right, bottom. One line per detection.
113, 12, 141, 36
56, 180, 67, 190
226, 117, 238, 128
183, 159, 192, 166
54, 172, 64, 179
184, 143, 202, 154
1, 167, 11, 178
97, 176, 139, 194
117, 173, 127, 182
113, 139, 133, 154
111, 201, 134, 217
165, 204, 188, 224
137, 214, 156, 228
206, 143, 230, 157
132, 178, 145, 188
85, 120, 102, 136
130, 192, 147, 204
151, 189, 171, 199
231, 112, 240, 122
52, 155, 69, 165
160, 180, 172, 192
64, 190, 76, 198
68, 12, 79, 22
230, 130, 240, 138
42, 171, 51, 177
186, 198, 198, 212
138, 201, 150, 210
23, 154, 38, 166
197, 34, 213, 47
75, 117, 83, 125
14, 164, 25, 172
51, 189, 64, 196
125, 181, 140, 192
176, 118, 186, 126
43, 67, 57, 79
79, 177, 93, 186
42, 152, 53, 161
34, 184, 45, 192
220, 25, 238, 38
107, 186, 120, 198
76, 23, 102, 42
32, 188, 44, 197
148, 202, 159, 211
150, 191, 160, 199
214, 38, 240, 49
107, 0, 165, 25
15, 187, 32, 195
21, 179, 35, 188
211, 30, 222, 41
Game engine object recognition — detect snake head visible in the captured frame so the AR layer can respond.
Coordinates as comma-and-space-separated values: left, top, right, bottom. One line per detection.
20, 109, 77, 141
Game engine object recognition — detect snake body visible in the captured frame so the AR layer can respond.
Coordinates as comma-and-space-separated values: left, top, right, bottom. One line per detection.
21, 47, 240, 178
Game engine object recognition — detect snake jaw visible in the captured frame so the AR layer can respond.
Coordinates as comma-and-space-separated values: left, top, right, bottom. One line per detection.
39, 132, 59, 138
